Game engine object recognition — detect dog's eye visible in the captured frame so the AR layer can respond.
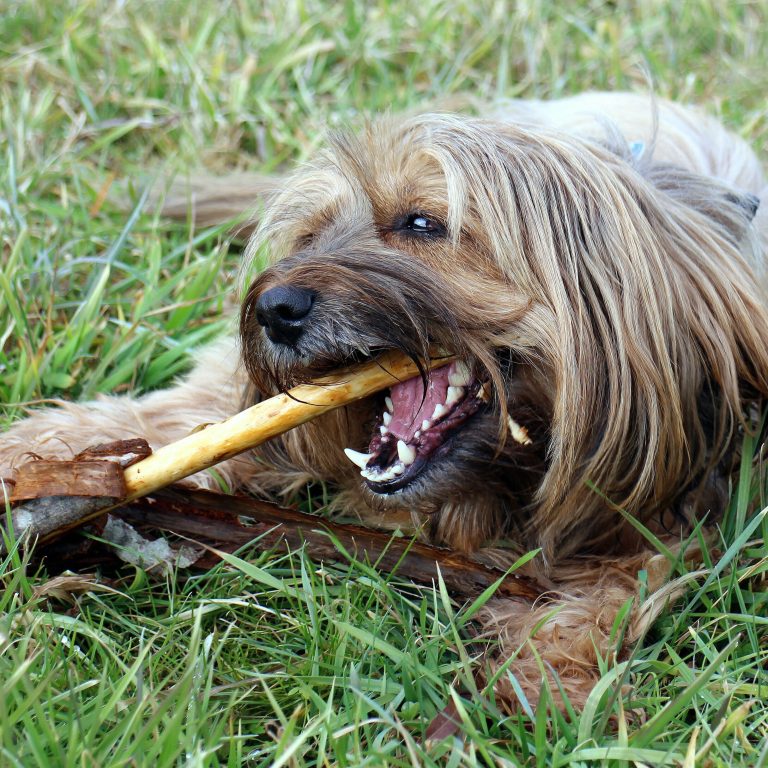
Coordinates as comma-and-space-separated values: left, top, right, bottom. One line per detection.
400, 213, 444, 236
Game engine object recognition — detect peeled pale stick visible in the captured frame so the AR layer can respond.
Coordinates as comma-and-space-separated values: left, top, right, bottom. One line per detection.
4, 351, 452, 546
124, 350, 451, 500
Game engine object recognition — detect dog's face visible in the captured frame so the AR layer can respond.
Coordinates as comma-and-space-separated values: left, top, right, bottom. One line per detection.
240, 114, 767, 557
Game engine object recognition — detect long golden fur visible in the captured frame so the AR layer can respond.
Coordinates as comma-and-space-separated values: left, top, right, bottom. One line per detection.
2, 92, 766, 709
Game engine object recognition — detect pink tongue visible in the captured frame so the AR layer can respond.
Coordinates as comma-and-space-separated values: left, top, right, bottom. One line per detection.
387, 366, 451, 441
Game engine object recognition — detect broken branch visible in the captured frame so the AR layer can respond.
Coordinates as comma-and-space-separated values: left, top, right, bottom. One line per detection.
119, 488, 543, 601
124, 350, 449, 501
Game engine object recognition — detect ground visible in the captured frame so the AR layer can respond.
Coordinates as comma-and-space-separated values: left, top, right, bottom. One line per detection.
1, 1, 767, 765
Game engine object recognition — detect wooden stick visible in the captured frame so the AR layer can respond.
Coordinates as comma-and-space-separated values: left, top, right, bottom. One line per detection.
124, 350, 449, 501
119, 487, 543, 602
6, 352, 451, 546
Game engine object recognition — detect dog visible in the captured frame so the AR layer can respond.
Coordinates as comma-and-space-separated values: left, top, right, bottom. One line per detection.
2, 92, 766, 709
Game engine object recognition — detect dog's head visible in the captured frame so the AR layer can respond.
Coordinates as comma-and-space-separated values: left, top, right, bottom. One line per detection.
240, 114, 767, 559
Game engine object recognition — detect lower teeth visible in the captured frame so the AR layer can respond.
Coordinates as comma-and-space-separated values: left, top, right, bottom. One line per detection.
397, 439, 416, 465
361, 461, 405, 482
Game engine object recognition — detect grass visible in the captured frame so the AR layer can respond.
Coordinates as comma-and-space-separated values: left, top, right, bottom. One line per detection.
1, 0, 767, 764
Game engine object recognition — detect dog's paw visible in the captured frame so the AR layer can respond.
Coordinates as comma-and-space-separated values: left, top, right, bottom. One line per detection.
0, 401, 134, 482
0, 398, 253, 496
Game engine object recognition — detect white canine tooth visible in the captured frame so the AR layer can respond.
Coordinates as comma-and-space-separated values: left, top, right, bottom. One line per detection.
446, 386, 464, 406
507, 416, 533, 446
383, 412, 392, 426
432, 403, 447, 421
343, 448, 374, 470
421, 419, 431, 431
379, 425, 388, 436
414, 430, 421, 439
448, 361, 472, 387
385, 396, 394, 413
397, 439, 416, 466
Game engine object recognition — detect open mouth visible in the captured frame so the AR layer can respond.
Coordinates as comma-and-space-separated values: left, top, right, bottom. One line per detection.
343, 360, 490, 494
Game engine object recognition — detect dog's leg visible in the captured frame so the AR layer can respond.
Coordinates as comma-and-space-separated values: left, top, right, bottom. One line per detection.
0, 337, 262, 493
478, 550, 678, 711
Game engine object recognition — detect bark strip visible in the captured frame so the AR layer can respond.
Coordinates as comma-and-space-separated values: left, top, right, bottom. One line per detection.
120, 487, 542, 601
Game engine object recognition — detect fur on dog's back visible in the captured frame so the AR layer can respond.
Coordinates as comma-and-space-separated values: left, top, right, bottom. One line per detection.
497, 92, 768, 257
497, 92, 766, 189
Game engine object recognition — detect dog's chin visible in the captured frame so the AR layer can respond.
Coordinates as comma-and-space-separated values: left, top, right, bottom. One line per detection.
358, 416, 488, 509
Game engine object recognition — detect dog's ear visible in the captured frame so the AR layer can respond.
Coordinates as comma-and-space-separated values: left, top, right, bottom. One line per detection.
728, 191, 760, 220
637, 161, 761, 249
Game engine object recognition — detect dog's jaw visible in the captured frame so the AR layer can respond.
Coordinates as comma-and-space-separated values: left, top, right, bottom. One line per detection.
334, 356, 550, 555
344, 360, 490, 492
346, 368, 549, 552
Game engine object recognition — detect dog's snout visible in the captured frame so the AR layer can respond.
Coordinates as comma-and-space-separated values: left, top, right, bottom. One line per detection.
255, 285, 315, 346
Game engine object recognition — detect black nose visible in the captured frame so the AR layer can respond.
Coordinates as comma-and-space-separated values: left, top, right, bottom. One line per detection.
255, 285, 315, 346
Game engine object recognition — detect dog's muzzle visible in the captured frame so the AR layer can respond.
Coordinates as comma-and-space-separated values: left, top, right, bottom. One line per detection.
255, 285, 315, 346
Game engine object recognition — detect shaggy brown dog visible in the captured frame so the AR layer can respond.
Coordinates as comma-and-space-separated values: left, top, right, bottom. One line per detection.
2, 92, 767, 708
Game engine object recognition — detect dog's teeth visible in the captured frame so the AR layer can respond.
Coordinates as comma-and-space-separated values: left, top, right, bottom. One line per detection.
478, 382, 491, 402
362, 461, 405, 482
382, 412, 392, 426
343, 448, 374, 470
397, 439, 416, 465
432, 403, 447, 421
448, 361, 472, 387
421, 419, 431, 431
507, 416, 533, 446
379, 425, 388, 436
414, 430, 421, 439
385, 396, 394, 413
446, 386, 464, 406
